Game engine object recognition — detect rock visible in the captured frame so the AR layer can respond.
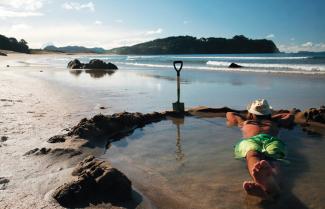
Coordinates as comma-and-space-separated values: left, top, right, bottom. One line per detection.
229, 63, 243, 68
0, 52, 7, 56
67, 59, 83, 69
0, 177, 9, 190
84, 59, 118, 70
67, 59, 118, 70
66, 112, 165, 141
53, 155, 132, 207
1, 136, 8, 142
304, 106, 325, 123
52, 173, 97, 207
47, 135, 66, 143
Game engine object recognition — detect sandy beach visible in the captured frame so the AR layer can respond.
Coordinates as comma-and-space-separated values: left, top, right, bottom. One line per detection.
1, 53, 325, 209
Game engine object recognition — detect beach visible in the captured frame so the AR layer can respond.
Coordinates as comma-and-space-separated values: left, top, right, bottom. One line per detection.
1, 53, 325, 209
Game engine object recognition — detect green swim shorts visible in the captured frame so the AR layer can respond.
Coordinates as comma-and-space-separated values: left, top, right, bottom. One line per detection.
234, 134, 286, 159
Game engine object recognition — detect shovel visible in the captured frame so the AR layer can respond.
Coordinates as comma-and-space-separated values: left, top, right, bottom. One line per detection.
172, 61, 185, 112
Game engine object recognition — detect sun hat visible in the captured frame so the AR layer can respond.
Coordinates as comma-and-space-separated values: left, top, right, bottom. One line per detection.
247, 99, 272, 115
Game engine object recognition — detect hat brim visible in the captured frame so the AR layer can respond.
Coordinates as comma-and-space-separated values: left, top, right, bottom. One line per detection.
248, 107, 272, 116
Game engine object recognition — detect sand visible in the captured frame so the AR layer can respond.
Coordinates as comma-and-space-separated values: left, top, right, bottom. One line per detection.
1, 53, 324, 209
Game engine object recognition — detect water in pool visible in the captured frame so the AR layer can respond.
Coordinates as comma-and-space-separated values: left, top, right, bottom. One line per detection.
101, 116, 325, 209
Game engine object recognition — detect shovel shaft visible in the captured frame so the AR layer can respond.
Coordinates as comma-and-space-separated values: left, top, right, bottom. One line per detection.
177, 76, 180, 102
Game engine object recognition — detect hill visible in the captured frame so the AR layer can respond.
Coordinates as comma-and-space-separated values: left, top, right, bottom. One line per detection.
44, 45, 106, 53
0, 34, 30, 53
107, 35, 279, 54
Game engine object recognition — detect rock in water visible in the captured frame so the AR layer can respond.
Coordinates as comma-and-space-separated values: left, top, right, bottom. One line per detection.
229, 63, 243, 68
52, 155, 132, 207
84, 59, 118, 69
67, 59, 82, 69
67, 59, 118, 70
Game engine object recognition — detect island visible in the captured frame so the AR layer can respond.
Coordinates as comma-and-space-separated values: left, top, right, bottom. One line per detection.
107, 35, 279, 55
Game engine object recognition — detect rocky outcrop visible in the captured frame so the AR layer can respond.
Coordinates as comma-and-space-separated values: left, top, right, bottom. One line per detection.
67, 112, 165, 141
0, 51, 7, 56
229, 63, 242, 68
67, 59, 118, 70
52, 155, 132, 208
303, 106, 325, 123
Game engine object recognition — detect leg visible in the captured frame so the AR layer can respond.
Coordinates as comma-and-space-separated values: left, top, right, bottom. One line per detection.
246, 151, 280, 196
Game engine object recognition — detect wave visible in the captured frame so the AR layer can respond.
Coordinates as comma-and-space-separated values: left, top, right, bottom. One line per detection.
206, 61, 325, 72
116, 61, 325, 75
171, 56, 310, 60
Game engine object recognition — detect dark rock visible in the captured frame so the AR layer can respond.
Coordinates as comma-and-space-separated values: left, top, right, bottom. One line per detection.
66, 112, 165, 141
229, 63, 243, 68
304, 106, 325, 123
0, 52, 7, 56
53, 155, 132, 207
0, 177, 9, 190
84, 59, 118, 70
52, 173, 97, 207
1, 136, 8, 142
67, 59, 118, 70
67, 59, 82, 69
47, 135, 66, 143
24, 148, 40, 156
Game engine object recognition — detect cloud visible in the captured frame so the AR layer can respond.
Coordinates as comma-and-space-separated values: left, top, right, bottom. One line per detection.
94, 20, 102, 25
278, 41, 325, 52
145, 28, 163, 35
0, 0, 43, 11
62, 2, 95, 12
0, 23, 159, 49
183, 20, 189, 24
266, 34, 275, 39
0, 0, 44, 18
302, 41, 313, 47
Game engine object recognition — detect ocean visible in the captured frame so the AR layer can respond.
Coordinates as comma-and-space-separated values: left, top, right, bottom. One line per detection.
2, 52, 325, 111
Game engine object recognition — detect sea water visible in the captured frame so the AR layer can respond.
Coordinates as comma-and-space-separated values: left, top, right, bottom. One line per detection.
5, 52, 324, 111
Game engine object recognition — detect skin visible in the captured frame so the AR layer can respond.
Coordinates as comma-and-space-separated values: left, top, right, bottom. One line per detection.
226, 111, 294, 199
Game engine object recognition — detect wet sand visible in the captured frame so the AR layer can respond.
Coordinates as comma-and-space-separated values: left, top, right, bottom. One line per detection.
0, 53, 325, 208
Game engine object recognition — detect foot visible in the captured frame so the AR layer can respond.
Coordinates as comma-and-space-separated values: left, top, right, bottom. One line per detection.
243, 181, 269, 199
252, 160, 280, 196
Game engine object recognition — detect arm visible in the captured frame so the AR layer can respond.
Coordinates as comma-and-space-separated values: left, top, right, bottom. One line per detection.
226, 112, 246, 127
272, 112, 295, 128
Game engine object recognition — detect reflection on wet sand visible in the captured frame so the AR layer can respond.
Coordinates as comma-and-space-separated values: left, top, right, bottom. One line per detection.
171, 117, 185, 161
69, 69, 116, 78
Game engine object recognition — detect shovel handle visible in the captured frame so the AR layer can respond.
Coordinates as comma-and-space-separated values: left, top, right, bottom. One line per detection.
173, 61, 183, 76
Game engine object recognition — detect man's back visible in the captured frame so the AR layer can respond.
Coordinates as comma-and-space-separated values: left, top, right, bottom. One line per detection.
241, 119, 279, 138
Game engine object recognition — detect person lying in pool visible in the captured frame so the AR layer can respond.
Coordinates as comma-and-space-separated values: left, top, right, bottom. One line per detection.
226, 99, 295, 199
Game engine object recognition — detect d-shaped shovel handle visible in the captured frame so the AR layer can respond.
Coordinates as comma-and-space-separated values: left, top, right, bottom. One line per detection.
173, 61, 183, 76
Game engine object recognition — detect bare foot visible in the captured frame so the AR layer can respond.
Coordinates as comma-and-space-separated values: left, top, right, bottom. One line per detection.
252, 160, 280, 196
243, 181, 269, 199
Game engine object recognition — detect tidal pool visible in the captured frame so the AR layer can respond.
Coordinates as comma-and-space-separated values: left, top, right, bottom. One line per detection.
102, 116, 325, 209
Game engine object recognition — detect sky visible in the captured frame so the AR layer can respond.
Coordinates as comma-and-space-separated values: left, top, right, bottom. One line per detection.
0, 0, 325, 52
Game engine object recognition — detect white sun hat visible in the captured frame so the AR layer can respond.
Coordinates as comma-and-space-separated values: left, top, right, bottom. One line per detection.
247, 99, 272, 115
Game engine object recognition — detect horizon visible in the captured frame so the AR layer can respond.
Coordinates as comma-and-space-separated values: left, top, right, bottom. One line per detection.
1, 0, 325, 52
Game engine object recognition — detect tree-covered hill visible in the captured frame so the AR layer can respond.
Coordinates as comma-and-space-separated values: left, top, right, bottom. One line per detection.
44, 45, 106, 53
107, 35, 279, 55
0, 34, 30, 53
